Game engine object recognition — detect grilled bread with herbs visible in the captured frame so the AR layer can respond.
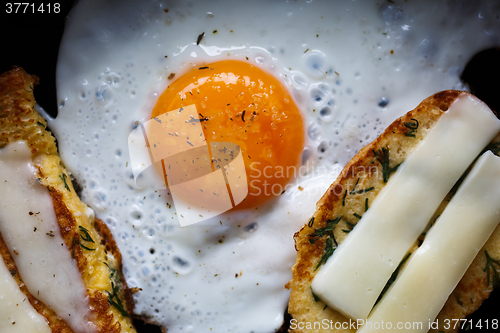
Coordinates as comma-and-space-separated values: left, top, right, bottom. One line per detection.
287, 90, 500, 333
0, 67, 137, 333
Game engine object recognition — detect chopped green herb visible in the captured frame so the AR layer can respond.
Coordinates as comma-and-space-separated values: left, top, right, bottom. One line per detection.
484, 250, 500, 287
196, 32, 205, 45
342, 190, 347, 206
78, 226, 95, 243
103, 262, 118, 282
37, 121, 45, 128
342, 229, 351, 233
74, 227, 95, 251
307, 216, 342, 241
59, 174, 71, 191
311, 287, 320, 302
309, 216, 341, 269
350, 186, 375, 195
308, 216, 315, 228
375, 252, 411, 305
315, 236, 336, 271
373, 147, 401, 183
326, 217, 343, 227
353, 213, 363, 220
106, 282, 130, 318
365, 198, 369, 212
403, 118, 419, 137
344, 220, 355, 229
77, 240, 95, 251
351, 178, 360, 193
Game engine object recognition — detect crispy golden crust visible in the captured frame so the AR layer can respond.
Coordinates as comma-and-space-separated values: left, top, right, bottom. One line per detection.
0, 67, 56, 155
0, 67, 136, 333
288, 91, 500, 333
94, 217, 136, 316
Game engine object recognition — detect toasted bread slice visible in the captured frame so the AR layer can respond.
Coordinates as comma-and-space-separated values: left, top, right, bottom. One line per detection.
287, 90, 500, 333
0, 67, 137, 333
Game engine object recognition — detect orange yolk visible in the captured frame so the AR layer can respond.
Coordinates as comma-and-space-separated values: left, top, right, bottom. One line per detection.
151, 60, 305, 209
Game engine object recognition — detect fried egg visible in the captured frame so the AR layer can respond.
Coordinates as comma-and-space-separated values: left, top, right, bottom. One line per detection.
48, 0, 500, 332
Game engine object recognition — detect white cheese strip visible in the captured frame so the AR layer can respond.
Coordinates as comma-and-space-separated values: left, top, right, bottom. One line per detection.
0, 256, 51, 333
311, 94, 500, 320
0, 141, 96, 333
358, 151, 500, 333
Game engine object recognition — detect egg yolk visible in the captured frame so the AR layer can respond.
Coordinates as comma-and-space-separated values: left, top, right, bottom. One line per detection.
151, 60, 305, 209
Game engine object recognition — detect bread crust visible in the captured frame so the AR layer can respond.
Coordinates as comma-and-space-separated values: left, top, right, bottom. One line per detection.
288, 90, 500, 333
0, 67, 56, 156
0, 67, 137, 333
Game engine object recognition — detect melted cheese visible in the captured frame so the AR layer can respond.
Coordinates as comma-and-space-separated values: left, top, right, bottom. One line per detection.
0, 141, 96, 333
0, 256, 51, 333
358, 151, 500, 333
311, 95, 500, 320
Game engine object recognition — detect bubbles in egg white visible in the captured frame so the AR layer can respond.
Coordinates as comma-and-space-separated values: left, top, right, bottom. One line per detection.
50, 0, 500, 332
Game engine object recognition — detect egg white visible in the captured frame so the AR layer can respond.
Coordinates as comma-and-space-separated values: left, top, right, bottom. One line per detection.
50, 0, 500, 332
